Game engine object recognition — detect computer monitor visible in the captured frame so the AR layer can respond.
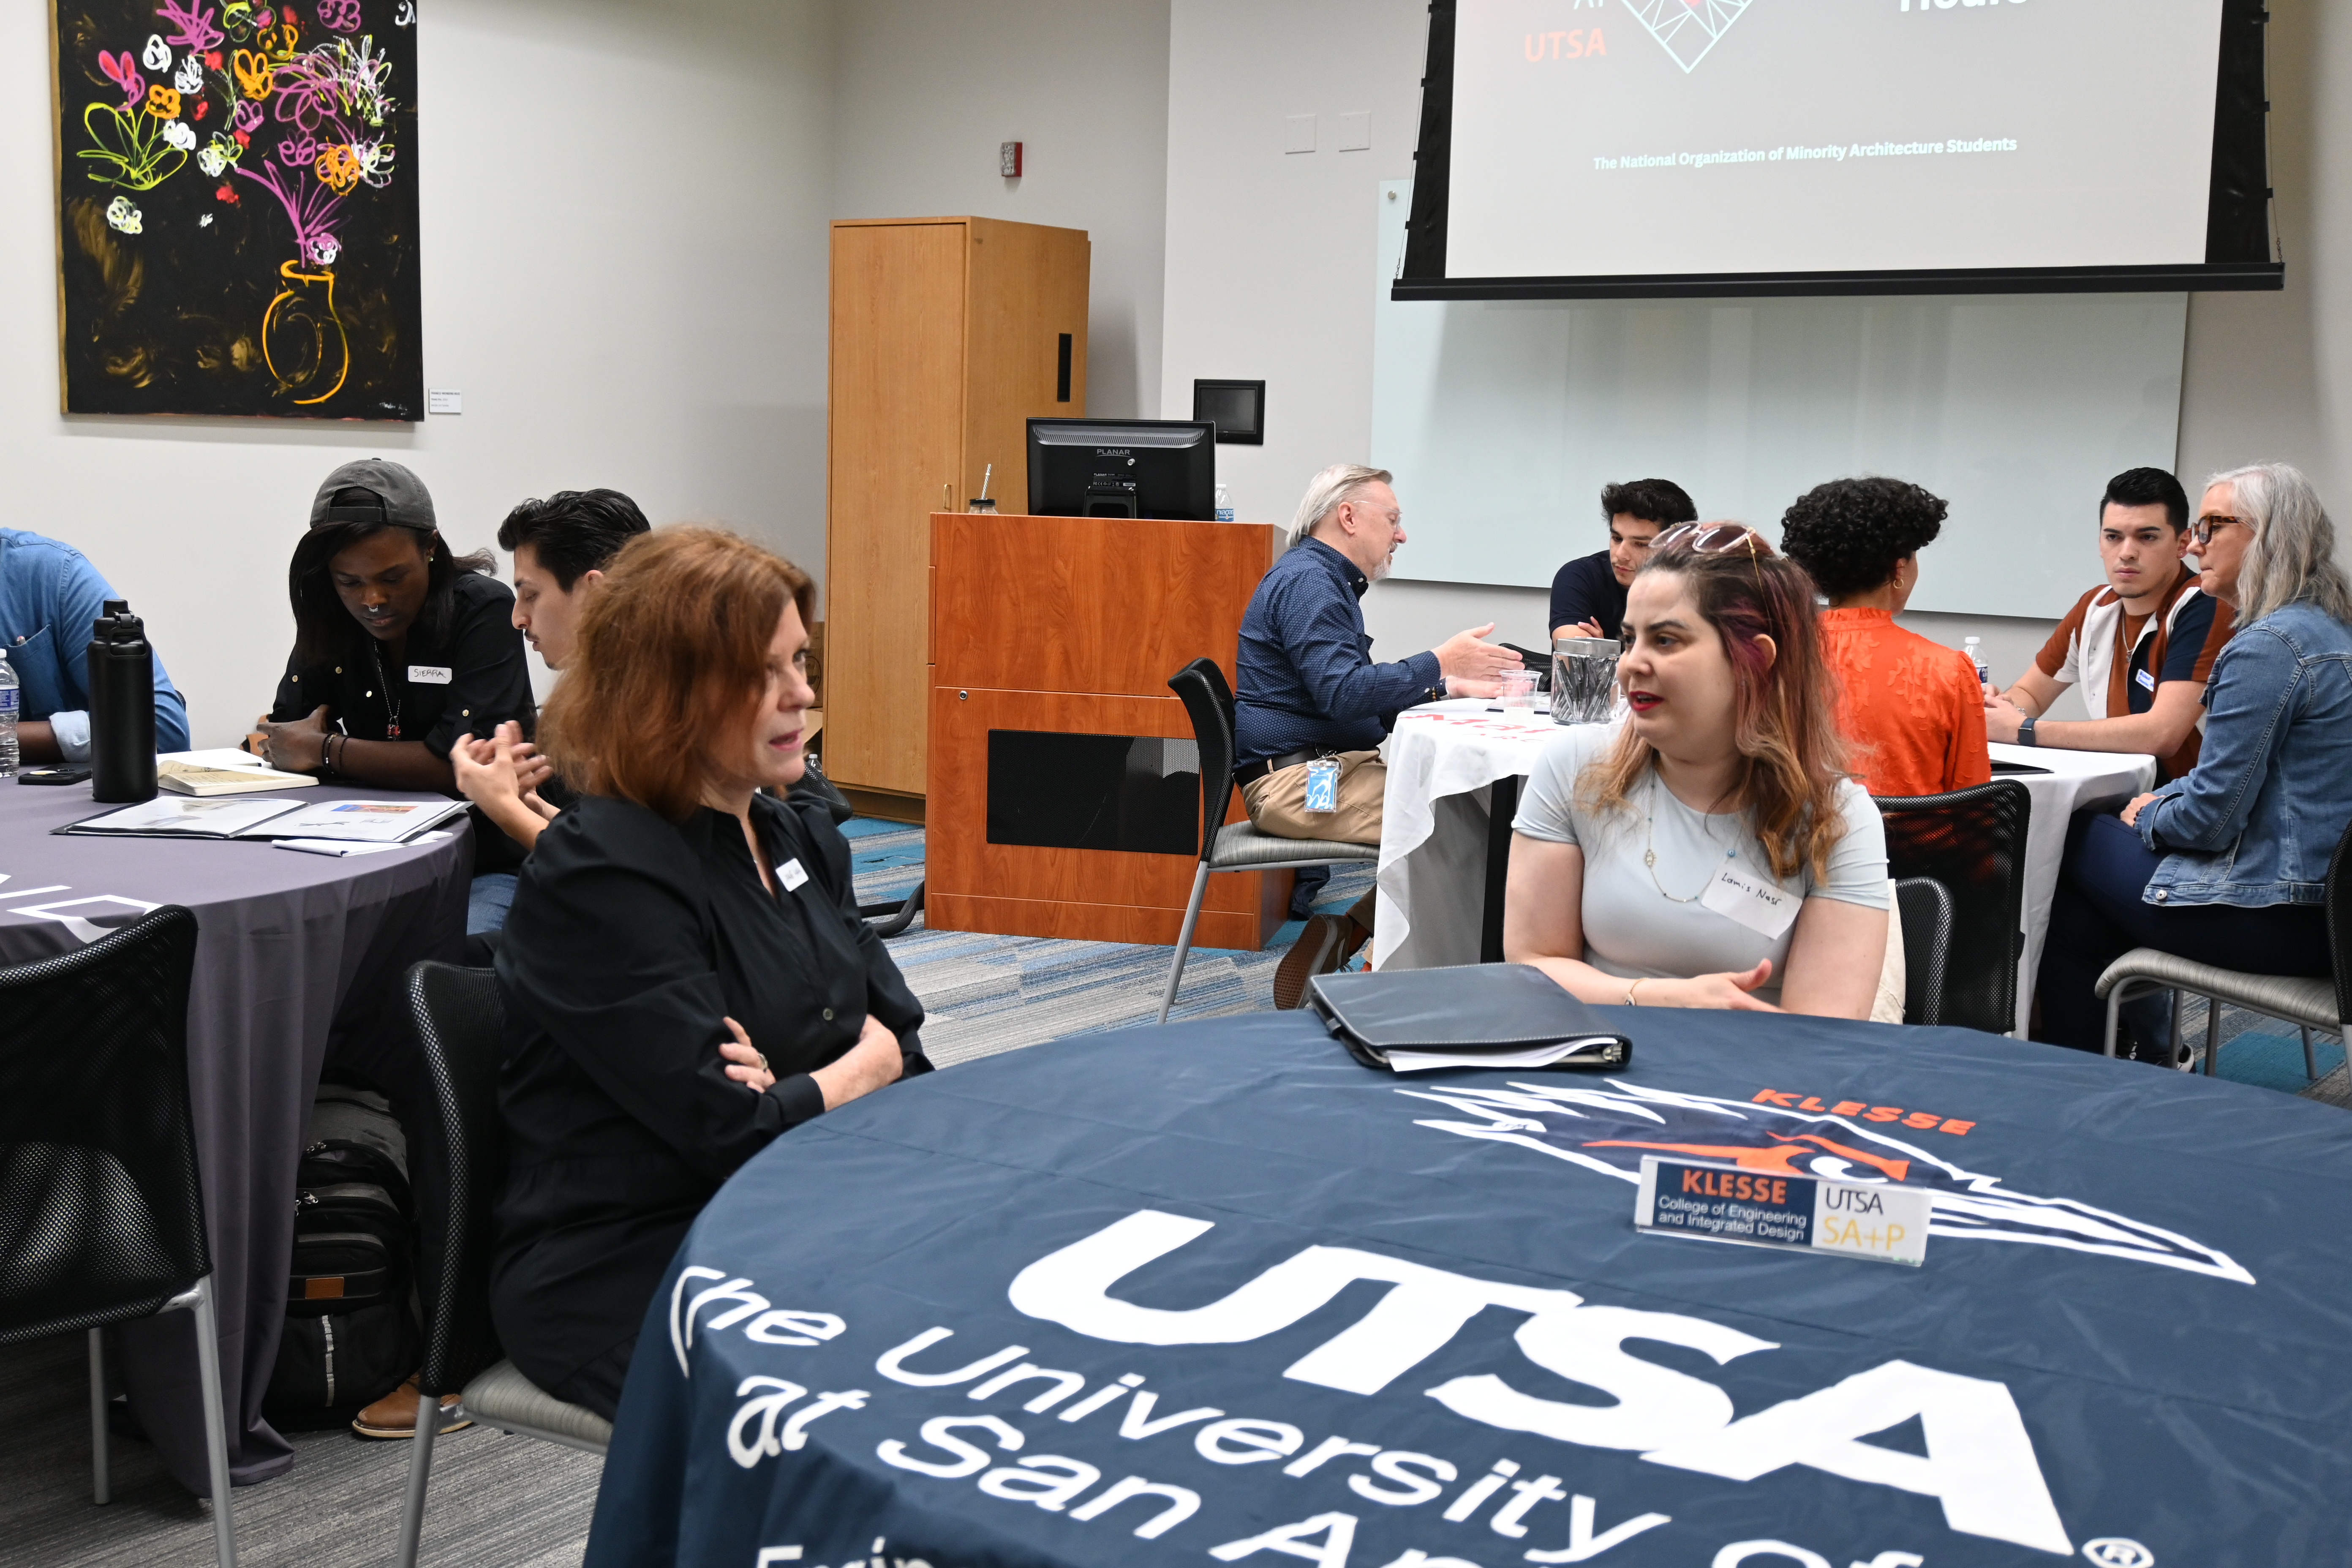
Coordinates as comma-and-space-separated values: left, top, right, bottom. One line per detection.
1027, 419, 1216, 521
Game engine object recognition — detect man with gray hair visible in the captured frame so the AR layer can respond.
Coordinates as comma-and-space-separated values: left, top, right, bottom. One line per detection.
1234, 464, 1520, 1001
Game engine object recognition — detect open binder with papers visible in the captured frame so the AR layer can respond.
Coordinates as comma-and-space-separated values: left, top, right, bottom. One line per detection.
1307, 963, 1633, 1073
59, 795, 470, 844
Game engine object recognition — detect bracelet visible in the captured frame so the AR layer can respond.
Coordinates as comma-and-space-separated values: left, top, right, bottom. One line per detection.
318, 733, 332, 776
1624, 978, 1646, 1007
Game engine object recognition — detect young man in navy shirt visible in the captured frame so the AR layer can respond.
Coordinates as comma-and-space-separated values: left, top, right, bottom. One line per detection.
1548, 478, 1699, 641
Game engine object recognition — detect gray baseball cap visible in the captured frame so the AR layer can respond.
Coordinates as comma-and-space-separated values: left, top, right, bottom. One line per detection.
309, 458, 437, 533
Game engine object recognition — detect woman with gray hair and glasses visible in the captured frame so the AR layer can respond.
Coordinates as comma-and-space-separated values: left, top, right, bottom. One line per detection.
2037, 462, 2352, 1062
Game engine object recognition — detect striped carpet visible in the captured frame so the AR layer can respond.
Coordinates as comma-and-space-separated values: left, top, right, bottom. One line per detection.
841, 819, 1372, 1065
0, 821, 2336, 1566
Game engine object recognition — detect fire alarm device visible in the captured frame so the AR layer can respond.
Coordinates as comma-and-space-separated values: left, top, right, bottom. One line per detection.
1000, 141, 1023, 178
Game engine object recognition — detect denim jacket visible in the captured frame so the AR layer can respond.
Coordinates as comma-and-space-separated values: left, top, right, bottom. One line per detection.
2137, 600, 2352, 907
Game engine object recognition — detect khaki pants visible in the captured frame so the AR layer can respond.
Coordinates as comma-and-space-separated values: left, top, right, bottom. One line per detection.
1241, 750, 1386, 845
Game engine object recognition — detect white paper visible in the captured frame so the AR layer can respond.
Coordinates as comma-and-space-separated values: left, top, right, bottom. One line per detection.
1698, 863, 1800, 939
408, 665, 452, 685
778, 858, 809, 892
1387, 1037, 1620, 1074
232, 798, 469, 843
161, 747, 286, 774
274, 838, 408, 857
74, 795, 305, 836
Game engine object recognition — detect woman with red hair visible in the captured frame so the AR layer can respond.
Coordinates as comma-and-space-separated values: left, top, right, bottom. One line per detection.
1504, 524, 1889, 1017
490, 526, 928, 1420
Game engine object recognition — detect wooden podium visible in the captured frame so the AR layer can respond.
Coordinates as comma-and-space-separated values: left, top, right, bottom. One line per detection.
927, 511, 1288, 950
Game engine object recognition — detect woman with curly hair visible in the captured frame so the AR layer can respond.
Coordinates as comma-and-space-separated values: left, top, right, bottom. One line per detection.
1503, 525, 1889, 1016
1778, 477, 1990, 798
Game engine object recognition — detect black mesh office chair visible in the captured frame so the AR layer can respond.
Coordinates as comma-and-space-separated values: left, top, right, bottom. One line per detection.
1895, 876, 1956, 1026
0, 906, 237, 1566
2096, 814, 2352, 1079
396, 963, 608, 1568
1160, 658, 1379, 1022
1874, 781, 2031, 1036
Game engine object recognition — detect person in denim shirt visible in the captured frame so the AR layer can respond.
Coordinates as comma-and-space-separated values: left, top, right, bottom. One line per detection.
0, 528, 189, 762
2036, 463, 2352, 1060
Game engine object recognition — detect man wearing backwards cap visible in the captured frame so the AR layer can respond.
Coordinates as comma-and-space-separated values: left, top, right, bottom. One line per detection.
256, 458, 533, 799
252, 457, 534, 1442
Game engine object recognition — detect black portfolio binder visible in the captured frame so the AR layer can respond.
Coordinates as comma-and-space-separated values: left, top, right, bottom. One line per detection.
1307, 963, 1633, 1074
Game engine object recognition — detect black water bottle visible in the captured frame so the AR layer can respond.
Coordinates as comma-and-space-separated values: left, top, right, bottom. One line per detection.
89, 599, 158, 803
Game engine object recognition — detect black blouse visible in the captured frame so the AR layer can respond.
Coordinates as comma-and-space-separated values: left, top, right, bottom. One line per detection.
270, 569, 534, 758
489, 790, 930, 1396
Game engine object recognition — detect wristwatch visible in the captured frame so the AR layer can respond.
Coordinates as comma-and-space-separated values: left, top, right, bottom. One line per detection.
2017, 715, 2038, 748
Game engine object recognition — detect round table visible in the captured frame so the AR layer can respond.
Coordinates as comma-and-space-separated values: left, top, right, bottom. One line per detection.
1374, 704, 2156, 1034
0, 774, 470, 1492
586, 1007, 2352, 1568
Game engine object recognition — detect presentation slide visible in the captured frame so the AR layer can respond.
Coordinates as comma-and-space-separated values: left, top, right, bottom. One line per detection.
1446, 0, 2230, 280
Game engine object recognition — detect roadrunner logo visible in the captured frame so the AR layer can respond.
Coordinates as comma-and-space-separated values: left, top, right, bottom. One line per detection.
1401, 1079, 2254, 1284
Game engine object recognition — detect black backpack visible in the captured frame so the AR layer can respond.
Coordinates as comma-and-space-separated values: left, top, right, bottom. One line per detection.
264, 1084, 421, 1423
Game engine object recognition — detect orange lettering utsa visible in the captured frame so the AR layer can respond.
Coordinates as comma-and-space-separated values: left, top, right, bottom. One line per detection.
1751, 1089, 1976, 1136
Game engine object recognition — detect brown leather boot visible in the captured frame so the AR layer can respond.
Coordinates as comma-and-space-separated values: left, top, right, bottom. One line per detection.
1274, 915, 1350, 1010
351, 1375, 471, 1440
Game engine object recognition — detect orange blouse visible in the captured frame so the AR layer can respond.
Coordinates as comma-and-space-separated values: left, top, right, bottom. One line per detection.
1817, 607, 1993, 798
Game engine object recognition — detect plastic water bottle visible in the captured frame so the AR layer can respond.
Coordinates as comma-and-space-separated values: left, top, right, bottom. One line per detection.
1963, 636, 1990, 692
0, 645, 17, 778
1215, 483, 1236, 523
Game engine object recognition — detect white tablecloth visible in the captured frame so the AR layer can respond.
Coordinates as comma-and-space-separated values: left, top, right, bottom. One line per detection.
1373, 700, 1562, 972
1374, 705, 2155, 1036
1988, 740, 2157, 1035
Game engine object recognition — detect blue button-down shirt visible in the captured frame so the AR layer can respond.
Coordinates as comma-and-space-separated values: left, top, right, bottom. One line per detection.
0, 528, 190, 758
1233, 537, 1441, 765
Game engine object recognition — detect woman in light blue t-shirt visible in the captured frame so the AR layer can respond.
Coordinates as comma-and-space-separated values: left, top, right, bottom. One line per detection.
1505, 524, 1889, 1016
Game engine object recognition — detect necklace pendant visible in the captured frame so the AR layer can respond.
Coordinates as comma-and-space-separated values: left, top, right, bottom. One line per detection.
385, 722, 400, 740
1643, 850, 1657, 868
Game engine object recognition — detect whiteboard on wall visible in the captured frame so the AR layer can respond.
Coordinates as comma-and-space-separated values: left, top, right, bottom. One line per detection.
1370, 181, 2187, 621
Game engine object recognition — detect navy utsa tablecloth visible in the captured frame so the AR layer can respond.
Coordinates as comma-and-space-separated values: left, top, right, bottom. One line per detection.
583, 1008, 2352, 1568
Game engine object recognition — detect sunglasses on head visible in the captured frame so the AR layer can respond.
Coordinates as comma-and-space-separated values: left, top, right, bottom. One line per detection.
1651, 523, 1774, 558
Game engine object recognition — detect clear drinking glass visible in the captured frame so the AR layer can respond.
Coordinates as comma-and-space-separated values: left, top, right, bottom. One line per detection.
1550, 636, 1622, 725
1495, 668, 1540, 707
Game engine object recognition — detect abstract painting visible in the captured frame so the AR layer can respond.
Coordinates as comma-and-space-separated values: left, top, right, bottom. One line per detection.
52, 0, 421, 419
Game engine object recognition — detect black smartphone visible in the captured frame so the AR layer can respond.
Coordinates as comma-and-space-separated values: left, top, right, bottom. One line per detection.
18, 765, 93, 785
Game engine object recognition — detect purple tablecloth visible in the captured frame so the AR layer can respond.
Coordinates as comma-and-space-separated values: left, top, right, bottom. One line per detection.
0, 775, 469, 1492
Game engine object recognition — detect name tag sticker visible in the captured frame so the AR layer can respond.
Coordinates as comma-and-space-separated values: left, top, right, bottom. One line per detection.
1635, 1156, 1929, 1267
1698, 863, 1800, 939
2136, 666, 2157, 691
408, 665, 452, 685
778, 858, 809, 893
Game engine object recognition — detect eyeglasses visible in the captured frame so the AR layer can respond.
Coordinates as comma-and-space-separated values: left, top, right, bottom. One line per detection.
1651, 523, 1775, 558
2191, 514, 2248, 548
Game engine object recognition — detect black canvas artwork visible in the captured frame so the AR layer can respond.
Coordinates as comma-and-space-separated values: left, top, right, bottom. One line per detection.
52, 0, 421, 420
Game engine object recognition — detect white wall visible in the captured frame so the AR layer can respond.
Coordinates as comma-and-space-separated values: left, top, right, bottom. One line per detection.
1160, 0, 1429, 523
830, 0, 1172, 420
16, 0, 835, 745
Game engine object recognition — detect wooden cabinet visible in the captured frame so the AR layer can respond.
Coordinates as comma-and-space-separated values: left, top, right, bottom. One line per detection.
825, 217, 1090, 806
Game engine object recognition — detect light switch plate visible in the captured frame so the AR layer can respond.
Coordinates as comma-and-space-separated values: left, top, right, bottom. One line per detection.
1337, 112, 1371, 152
1283, 114, 1315, 155
427, 388, 463, 414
